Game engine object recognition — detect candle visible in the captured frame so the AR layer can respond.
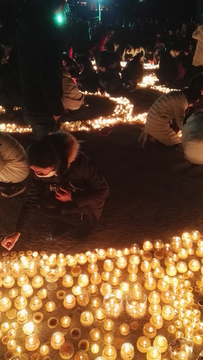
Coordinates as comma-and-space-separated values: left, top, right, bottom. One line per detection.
60, 316, 71, 328
40, 345, 49, 356
153, 336, 168, 353
103, 260, 114, 272
148, 291, 160, 305
56, 290, 66, 300
120, 343, 134, 360
87, 285, 97, 294
33, 312, 43, 324
77, 253, 87, 265
7, 339, 17, 351
103, 294, 123, 318
120, 282, 129, 293
6, 308, 17, 320
127, 264, 138, 274
60, 342, 74, 359
29, 296, 43, 311
150, 259, 160, 270
74, 351, 88, 360
66, 255, 78, 267
71, 265, 82, 277
153, 267, 165, 278
96, 249, 106, 260
102, 345, 117, 360
72, 286, 82, 296
63, 295, 76, 309
0, 297, 12, 312
25, 334, 40, 351
57, 266, 66, 278
103, 319, 114, 332
188, 259, 200, 272
45, 269, 59, 290
128, 273, 137, 282
154, 240, 164, 250
178, 248, 188, 259
160, 291, 172, 304
78, 274, 89, 287
110, 276, 120, 286
78, 339, 89, 351
176, 261, 188, 273
191, 230, 200, 240
100, 283, 112, 296
136, 336, 151, 353
80, 311, 94, 327
32, 276, 44, 289
26, 264, 37, 278
101, 271, 111, 281
148, 304, 161, 316
21, 284, 33, 298
166, 265, 177, 276
3, 275, 15, 289
116, 257, 127, 269
89, 328, 100, 341
95, 308, 106, 320
157, 279, 169, 292
144, 277, 156, 291
119, 324, 130, 336
7, 329, 16, 339
150, 315, 163, 329
146, 346, 161, 360
162, 305, 175, 320
87, 252, 97, 263
77, 290, 89, 307
1, 322, 9, 332
141, 261, 151, 272
47, 317, 58, 329
106, 248, 116, 258
51, 332, 65, 350
37, 288, 47, 299
91, 344, 99, 354
143, 323, 156, 339
129, 255, 140, 265
17, 309, 28, 324
91, 297, 101, 309
23, 322, 34, 335
143, 241, 153, 251
70, 328, 81, 340
45, 301, 56, 312
90, 272, 101, 285
57, 254, 66, 267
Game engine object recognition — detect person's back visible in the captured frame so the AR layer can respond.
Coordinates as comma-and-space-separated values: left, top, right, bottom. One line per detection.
182, 109, 203, 164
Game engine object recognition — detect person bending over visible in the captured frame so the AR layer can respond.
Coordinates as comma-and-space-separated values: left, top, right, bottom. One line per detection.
139, 88, 201, 149
1, 132, 109, 250
0, 131, 29, 197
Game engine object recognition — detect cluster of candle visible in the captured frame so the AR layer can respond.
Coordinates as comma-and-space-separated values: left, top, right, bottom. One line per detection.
0, 230, 203, 359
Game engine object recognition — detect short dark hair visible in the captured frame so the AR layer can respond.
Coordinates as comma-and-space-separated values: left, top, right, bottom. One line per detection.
182, 88, 201, 104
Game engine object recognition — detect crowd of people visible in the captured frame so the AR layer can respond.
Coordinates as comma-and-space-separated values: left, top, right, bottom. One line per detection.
1, 0, 203, 250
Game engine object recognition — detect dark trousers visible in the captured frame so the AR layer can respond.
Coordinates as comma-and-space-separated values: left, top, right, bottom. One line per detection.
40, 192, 93, 227
22, 106, 60, 140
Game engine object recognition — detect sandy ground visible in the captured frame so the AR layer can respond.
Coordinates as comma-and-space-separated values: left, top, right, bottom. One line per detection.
1, 88, 203, 254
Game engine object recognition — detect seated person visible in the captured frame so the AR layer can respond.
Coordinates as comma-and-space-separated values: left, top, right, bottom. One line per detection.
156, 46, 185, 86
122, 53, 143, 90
62, 58, 84, 112
139, 88, 201, 148
76, 55, 99, 93
0, 132, 29, 197
1, 132, 109, 250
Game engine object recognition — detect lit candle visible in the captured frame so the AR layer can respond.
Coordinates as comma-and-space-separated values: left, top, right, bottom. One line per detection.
45, 301, 56, 312
120, 282, 129, 293
57, 266, 66, 278
90, 272, 101, 285
26, 264, 37, 278
119, 324, 130, 336
153, 267, 165, 278
17, 309, 28, 324
153, 336, 168, 353
66, 255, 78, 267
80, 311, 94, 327
91, 297, 101, 309
148, 291, 160, 305
146, 346, 161, 360
60, 316, 71, 328
103, 319, 114, 332
100, 283, 112, 296
51, 332, 65, 350
150, 259, 160, 270
88, 284, 97, 294
150, 315, 163, 329
144, 277, 156, 291
14, 296, 27, 311
29, 296, 43, 311
8, 288, 19, 299
63, 295, 76, 309
96, 249, 106, 260
176, 261, 188, 273
1, 322, 10, 332
188, 259, 200, 272
3, 275, 15, 289
191, 230, 200, 241
32, 275, 44, 289
106, 248, 116, 258
95, 308, 106, 320
40, 345, 49, 356
91, 344, 99, 354
141, 261, 151, 273
103, 260, 114, 272
143, 323, 156, 339
23, 322, 34, 335
136, 336, 151, 353
143, 241, 153, 252
160, 290, 172, 304
157, 279, 169, 292
162, 305, 175, 321
37, 288, 47, 299
120, 343, 134, 360
77, 290, 89, 307
78, 274, 89, 287
21, 284, 33, 298
89, 328, 100, 341
74, 351, 88, 360
101, 271, 110, 281
102, 345, 117, 360
77, 253, 87, 265
116, 257, 127, 270
72, 286, 82, 296
0, 297, 12, 312
25, 334, 40, 351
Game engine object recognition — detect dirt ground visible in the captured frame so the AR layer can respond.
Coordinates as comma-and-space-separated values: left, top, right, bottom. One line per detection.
1, 87, 203, 255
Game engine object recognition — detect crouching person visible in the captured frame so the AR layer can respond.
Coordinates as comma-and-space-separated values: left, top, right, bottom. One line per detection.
1, 132, 109, 250
62, 60, 84, 112
139, 88, 201, 149
0, 132, 29, 197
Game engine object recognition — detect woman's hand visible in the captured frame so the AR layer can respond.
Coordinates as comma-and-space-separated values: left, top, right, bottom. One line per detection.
1, 232, 21, 250
55, 188, 72, 202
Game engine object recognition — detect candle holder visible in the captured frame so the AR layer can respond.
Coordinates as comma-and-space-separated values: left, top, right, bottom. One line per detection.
126, 293, 147, 318
103, 294, 123, 318
137, 336, 151, 353
80, 311, 94, 327
60, 316, 71, 328
60, 342, 74, 359
70, 328, 81, 340
51, 332, 65, 350
25, 334, 40, 351
45, 269, 59, 290
102, 345, 117, 360
146, 346, 161, 360
169, 338, 194, 360
120, 343, 134, 360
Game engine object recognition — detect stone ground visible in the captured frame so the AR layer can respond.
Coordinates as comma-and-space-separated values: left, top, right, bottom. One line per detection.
1, 87, 203, 255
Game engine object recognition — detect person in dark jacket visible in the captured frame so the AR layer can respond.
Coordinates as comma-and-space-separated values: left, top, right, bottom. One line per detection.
1, 132, 109, 250
16, 0, 66, 140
